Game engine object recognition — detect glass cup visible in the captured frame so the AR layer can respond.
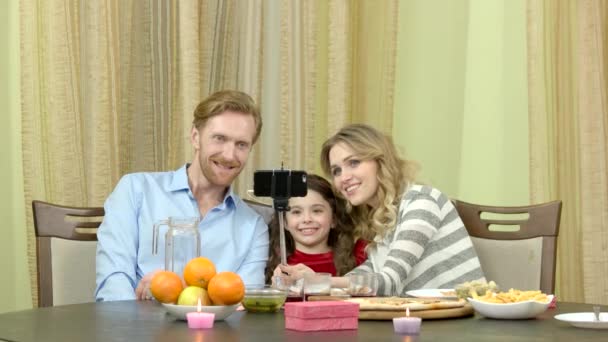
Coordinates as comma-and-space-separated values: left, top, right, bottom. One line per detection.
272, 275, 303, 302
242, 285, 288, 313
347, 273, 378, 297
303, 272, 331, 301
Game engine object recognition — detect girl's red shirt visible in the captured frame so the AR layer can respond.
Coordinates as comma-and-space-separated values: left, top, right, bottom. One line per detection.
287, 239, 368, 276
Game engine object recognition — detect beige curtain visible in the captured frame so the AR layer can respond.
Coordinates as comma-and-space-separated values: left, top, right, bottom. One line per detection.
20, 0, 398, 306
19, 0, 263, 306
528, 0, 608, 304
257, 0, 398, 176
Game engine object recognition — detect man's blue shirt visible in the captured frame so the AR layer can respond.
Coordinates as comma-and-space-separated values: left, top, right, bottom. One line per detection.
95, 164, 269, 301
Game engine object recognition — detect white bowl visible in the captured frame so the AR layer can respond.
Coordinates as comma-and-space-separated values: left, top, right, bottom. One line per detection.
161, 303, 239, 321
468, 295, 553, 319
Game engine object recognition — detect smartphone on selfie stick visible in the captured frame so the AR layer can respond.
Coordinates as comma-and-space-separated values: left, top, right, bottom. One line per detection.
253, 167, 307, 264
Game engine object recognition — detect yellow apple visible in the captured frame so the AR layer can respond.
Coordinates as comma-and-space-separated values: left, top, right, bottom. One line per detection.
177, 286, 212, 306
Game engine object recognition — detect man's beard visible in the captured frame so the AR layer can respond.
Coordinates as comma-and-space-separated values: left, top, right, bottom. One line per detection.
200, 156, 242, 187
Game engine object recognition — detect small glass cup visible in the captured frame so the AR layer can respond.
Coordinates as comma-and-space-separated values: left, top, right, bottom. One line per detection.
272, 275, 303, 302
347, 273, 378, 297
303, 272, 331, 301
242, 285, 287, 313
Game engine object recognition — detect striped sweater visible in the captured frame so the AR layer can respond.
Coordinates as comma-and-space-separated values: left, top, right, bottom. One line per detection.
351, 185, 485, 296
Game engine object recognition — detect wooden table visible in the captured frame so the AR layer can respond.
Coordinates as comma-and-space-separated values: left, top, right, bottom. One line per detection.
0, 301, 605, 341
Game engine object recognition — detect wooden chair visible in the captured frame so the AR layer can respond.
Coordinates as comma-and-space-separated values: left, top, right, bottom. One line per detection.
452, 199, 562, 294
32, 200, 104, 307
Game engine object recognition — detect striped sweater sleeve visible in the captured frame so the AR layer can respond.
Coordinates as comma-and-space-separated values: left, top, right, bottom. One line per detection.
381, 191, 441, 295
349, 189, 442, 296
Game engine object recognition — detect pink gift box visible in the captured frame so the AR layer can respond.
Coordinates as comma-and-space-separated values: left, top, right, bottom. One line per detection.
284, 301, 359, 331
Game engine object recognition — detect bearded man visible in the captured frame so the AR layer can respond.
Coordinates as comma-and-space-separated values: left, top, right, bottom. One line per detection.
95, 90, 268, 301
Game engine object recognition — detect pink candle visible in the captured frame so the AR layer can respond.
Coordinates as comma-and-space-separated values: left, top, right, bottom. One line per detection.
393, 308, 421, 335
187, 298, 215, 329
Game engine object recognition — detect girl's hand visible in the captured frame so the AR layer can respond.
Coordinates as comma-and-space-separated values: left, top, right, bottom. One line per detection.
272, 264, 285, 277
278, 263, 315, 281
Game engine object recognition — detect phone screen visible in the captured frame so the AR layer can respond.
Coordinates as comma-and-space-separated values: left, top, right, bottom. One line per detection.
253, 170, 307, 198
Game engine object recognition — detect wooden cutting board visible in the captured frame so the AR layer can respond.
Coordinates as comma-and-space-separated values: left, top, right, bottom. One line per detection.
307, 296, 474, 320
358, 303, 474, 320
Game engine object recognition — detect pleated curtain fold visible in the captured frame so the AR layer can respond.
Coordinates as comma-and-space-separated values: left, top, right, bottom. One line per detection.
528, 0, 608, 304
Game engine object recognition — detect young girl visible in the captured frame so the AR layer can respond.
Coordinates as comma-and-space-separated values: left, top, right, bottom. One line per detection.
264, 174, 366, 283
279, 124, 485, 296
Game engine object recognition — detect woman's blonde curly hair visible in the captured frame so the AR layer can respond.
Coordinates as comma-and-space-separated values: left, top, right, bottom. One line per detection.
320, 124, 417, 245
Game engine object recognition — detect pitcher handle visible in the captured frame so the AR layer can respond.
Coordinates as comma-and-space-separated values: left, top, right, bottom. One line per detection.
152, 219, 169, 255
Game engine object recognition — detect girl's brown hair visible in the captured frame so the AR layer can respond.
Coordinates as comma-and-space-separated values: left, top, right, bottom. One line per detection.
264, 174, 357, 283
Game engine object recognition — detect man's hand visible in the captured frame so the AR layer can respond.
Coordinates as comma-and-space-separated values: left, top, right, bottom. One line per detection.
135, 270, 161, 301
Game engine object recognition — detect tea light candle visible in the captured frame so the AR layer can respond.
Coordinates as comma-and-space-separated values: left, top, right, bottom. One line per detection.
393, 308, 421, 335
186, 298, 215, 329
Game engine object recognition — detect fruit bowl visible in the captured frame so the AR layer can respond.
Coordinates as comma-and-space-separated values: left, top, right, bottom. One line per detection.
242, 286, 288, 313
161, 303, 239, 321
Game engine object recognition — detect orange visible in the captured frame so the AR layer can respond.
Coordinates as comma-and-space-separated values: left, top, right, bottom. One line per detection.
207, 271, 245, 305
183, 257, 216, 289
150, 271, 183, 304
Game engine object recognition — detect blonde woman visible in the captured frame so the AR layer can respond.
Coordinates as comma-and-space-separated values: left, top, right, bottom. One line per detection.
278, 124, 485, 296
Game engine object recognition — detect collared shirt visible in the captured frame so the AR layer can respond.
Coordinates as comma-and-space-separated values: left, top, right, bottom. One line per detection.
95, 164, 269, 301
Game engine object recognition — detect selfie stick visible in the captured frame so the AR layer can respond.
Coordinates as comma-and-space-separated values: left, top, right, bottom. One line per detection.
278, 212, 288, 265
270, 169, 293, 265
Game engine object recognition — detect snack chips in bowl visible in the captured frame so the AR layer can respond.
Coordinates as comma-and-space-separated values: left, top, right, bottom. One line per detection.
468, 289, 553, 319
454, 280, 498, 299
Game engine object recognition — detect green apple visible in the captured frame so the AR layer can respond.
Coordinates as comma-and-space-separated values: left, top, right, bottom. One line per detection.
177, 286, 212, 306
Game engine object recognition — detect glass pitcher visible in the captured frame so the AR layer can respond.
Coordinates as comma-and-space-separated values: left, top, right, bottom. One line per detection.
152, 217, 201, 276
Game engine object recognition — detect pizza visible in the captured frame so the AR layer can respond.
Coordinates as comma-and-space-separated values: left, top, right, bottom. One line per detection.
345, 297, 467, 311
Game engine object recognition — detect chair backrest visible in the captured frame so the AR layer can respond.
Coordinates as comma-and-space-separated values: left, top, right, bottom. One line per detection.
452, 199, 562, 294
244, 199, 274, 225
32, 200, 104, 307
